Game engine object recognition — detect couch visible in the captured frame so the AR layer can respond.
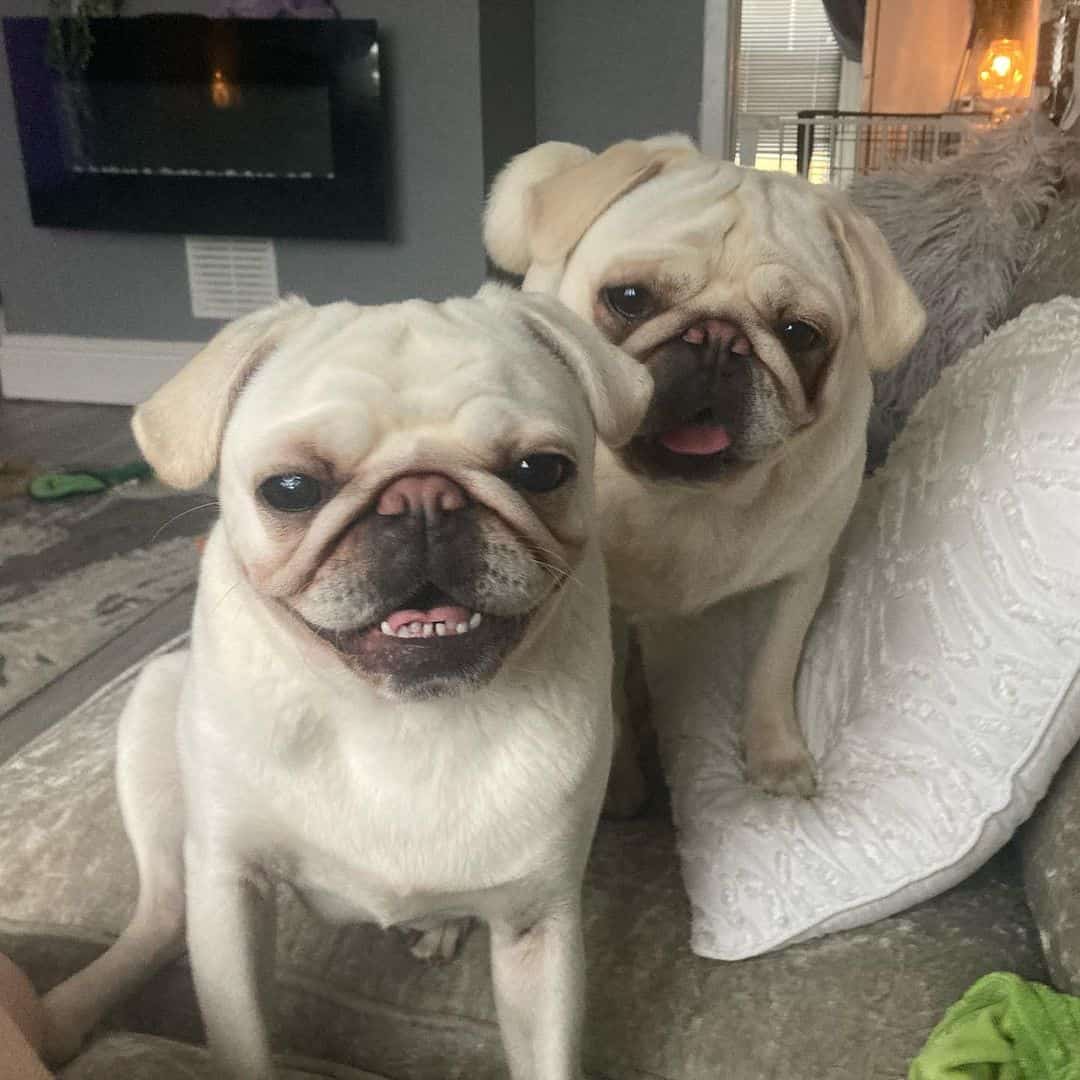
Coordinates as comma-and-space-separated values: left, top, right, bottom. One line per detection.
0, 655, 1074, 1080
2, 125, 1080, 1079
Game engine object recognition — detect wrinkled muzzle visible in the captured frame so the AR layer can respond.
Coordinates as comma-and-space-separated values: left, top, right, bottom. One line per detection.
621, 318, 807, 481
287, 473, 556, 699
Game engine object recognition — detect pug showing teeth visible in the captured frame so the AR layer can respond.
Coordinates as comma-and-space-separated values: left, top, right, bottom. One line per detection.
41, 285, 652, 1080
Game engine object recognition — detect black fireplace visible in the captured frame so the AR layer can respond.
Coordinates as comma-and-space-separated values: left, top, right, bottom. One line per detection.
2, 15, 388, 239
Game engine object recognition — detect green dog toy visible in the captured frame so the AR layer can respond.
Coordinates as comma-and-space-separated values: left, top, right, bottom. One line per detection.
28, 461, 153, 500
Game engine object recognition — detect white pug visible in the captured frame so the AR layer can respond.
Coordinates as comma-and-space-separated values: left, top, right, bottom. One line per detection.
484, 135, 925, 799
41, 285, 651, 1080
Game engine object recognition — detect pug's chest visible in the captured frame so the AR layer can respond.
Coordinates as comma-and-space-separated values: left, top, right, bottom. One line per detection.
597, 450, 861, 615
601, 498, 806, 613
201, 717, 596, 929
282, 830, 554, 931
254, 770, 577, 931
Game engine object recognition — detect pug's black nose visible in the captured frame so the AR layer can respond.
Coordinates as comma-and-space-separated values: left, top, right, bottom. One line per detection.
376, 474, 468, 524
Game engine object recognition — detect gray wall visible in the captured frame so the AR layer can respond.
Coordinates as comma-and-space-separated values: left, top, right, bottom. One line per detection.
0, 0, 704, 342
478, 0, 535, 192
534, 0, 705, 150
0, 0, 494, 339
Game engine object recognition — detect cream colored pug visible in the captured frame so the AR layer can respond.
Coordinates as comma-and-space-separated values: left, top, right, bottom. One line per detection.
41, 285, 651, 1080
484, 135, 925, 798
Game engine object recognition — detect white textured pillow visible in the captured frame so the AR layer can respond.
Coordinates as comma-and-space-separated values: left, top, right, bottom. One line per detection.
640, 297, 1080, 961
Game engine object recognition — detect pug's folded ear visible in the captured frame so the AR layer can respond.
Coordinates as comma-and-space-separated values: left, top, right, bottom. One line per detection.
484, 134, 698, 275
483, 286, 652, 448
827, 199, 926, 372
484, 141, 596, 275
133, 297, 315, 490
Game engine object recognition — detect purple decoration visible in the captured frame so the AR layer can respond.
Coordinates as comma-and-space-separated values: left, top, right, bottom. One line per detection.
208, 0, 340, 19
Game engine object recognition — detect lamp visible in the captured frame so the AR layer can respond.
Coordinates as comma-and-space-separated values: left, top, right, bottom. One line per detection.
976, 37, 1026, 100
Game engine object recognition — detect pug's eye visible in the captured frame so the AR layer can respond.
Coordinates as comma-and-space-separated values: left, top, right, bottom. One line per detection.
508, 454, 576, 494
779, 321, 822, 353
603, 284, 656, 321
259, 473, 322, 512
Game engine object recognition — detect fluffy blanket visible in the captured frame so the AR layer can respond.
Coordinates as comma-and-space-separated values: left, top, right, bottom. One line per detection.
853, 114, 1079, 470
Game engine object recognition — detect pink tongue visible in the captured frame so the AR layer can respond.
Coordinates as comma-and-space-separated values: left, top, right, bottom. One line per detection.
658, 424, 732, 455
385, 605, 471, 633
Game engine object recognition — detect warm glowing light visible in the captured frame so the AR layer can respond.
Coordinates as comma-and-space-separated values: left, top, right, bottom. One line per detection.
211, 69, 234, 109
976, 38, 1026, 100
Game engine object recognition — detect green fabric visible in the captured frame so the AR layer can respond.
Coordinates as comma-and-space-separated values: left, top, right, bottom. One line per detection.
909, 972, 1080, 1079
29, 462, 152, 500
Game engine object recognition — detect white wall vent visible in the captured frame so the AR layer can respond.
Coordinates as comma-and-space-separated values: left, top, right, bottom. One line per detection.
185, 237, 280, 320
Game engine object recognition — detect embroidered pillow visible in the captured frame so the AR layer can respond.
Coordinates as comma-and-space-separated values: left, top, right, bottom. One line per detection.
641, 297, 1080, 960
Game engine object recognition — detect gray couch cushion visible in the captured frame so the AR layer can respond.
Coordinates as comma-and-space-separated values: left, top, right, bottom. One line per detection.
1020, 673, 1080, 995
0, 661, 1050, 1080
58, 1032, 389, 1079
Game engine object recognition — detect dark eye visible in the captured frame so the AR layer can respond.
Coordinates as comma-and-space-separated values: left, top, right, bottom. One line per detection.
259, 473, 322, 512
508, 454, 575, 493
779, 321, 822, 353
603, 284, 656, 321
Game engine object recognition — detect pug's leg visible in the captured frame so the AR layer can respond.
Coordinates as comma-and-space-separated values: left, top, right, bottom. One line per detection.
603, 608, 648, 818
744, 560, 828, 797
42, 851, 186, 1064
490, 899, 586, 1080
185, 849, 277, 1079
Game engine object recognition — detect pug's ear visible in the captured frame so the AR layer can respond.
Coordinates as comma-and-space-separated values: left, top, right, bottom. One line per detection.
498, 287, 653, 448
828, 202, 926, 372
484, 134, 698, 274
484, 141, 596, 274
133, 297, 315, 489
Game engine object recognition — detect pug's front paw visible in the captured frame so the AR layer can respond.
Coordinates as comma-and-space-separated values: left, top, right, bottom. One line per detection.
745, 737, 817, 798
400, 918, 475, 964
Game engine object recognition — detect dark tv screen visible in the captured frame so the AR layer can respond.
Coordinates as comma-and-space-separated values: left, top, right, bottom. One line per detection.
2, 15, 389, 239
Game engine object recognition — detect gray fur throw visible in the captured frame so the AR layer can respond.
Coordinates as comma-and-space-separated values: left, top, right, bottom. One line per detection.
852, 114, 1079, 471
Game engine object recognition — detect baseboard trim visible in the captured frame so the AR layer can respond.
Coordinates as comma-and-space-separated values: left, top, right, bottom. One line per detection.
0, 332, 202, 405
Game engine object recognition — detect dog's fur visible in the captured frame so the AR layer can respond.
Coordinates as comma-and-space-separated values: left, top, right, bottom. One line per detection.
41, 286, 651, 1079
484, 135, 926, 798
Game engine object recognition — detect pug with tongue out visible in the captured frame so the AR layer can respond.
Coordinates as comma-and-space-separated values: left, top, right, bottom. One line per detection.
484, 134, 925, 800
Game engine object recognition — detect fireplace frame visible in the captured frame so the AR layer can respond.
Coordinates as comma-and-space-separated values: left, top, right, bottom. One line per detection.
2, 15, 389, 239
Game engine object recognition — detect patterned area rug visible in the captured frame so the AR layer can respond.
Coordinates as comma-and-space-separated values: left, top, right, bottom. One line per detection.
0, 481, 211, 716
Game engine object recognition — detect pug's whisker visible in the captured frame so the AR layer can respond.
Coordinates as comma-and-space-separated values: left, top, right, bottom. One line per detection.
150, 501, 220, 543
212, 580, 242, 615
529, 540, 575, 566
526, 542, 606, 593
528, 556, 605, 605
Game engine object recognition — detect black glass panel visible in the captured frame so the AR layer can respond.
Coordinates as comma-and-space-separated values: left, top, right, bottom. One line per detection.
2, 15, 389, 239
62, 81, 336, 177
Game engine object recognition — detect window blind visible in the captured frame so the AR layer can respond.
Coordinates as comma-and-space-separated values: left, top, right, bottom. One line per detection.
736, 0, 842, 179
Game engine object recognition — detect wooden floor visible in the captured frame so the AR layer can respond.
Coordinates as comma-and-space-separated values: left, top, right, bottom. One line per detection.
0, 398, 140, 467
0, 398, 197, 763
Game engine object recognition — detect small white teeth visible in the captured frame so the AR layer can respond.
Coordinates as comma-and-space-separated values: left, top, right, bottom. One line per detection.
379, 613, 485, 639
